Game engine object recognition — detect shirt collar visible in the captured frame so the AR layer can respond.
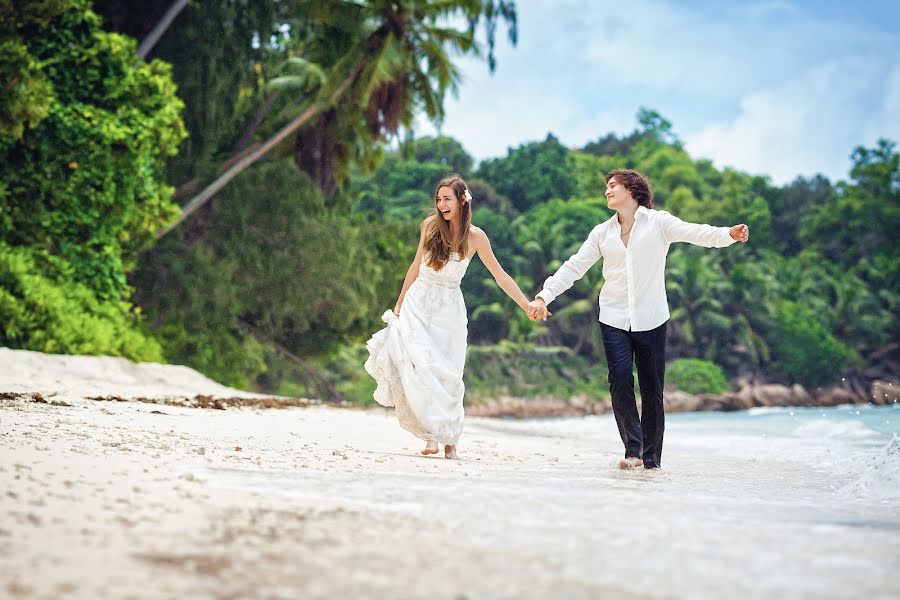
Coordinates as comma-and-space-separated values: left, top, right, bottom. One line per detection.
607, 206, 649, 230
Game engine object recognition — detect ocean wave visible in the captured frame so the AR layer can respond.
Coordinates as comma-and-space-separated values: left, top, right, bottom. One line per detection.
832, 434, 900, 503
746, 406, 790, 416
792, 419, 883, 441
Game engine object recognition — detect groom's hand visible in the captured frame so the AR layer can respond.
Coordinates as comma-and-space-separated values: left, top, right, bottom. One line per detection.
526, 298, 550, 321
730, 223, 749, 243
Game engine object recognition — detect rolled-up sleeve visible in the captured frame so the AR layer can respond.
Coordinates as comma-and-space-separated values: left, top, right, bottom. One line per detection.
660, 211, 735, 248
536, 227, 603, 306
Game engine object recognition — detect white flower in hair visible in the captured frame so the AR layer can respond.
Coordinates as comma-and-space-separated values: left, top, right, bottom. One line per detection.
464, 188, 473, 202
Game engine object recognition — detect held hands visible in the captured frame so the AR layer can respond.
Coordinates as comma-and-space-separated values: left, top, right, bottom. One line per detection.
525, 298, 551, 321
730, 223, 750, 243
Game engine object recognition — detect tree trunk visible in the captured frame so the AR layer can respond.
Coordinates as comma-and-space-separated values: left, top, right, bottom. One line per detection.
170, 91, 278, 203
171, 177, 200, 202
293, 108, 338, 199
156, 70, 359, 239
233, 91, 279, 155
137, 0, 189, 60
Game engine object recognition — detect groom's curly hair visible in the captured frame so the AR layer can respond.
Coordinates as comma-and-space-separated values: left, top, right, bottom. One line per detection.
606, 169, 654, 209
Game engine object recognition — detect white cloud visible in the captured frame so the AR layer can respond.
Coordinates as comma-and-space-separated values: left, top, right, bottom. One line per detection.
862, 64, 900, 146
685, 58, 897, 183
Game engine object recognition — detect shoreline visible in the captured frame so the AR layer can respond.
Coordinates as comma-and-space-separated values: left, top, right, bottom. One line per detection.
5, 383, 895, 421
2, 347, 895, 420
459, 380, 899, 418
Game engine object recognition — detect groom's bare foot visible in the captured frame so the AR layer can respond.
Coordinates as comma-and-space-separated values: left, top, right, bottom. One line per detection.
421, 441, 439, 455
444, 445, 460, 460
618, 457, 643, 470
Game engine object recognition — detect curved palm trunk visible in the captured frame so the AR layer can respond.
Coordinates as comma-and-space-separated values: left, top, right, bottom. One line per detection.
171, 92, 278, 203
137, 0, 189, 60
156, 69, 359, 239
233, 91, 279, 155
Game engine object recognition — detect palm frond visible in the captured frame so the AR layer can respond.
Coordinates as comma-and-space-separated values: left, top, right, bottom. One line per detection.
294, 0, 368, 31
266, 75, 317, 94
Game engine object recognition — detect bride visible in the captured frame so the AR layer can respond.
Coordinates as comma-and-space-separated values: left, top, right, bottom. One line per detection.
365, 175, 542, 459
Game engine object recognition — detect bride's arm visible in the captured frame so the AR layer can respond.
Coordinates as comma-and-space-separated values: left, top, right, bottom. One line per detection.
393, 218, 431, 315
472, 227, 533, 314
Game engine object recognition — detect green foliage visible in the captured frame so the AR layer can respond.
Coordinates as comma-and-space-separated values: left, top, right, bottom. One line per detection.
0, 39, 52, 140
426, 119, 896, 391
581, 108, 677, 157
569, 151, 619, 202
125, 94, 900, 394
352, 153, 463, 221
666, 358, 729, 395
800, 139, 899, 265
351, 134, 482, 223
259, 340, 608, 406
468, 179, 515, 216
296, 343, 378, 405
771, 300, 854, 388
475, 134, 576, 211
0, 244, 162, 361
134, 160, 414, 388
464, 342, 608, 402
1, 0, 187, 302
0, 0, 184, 360
101, 0, 517, 209
513, 197, 609, 292
767, 175, 834, 256
636, 107, 679, 145
93, 0, 294, 184
89, 0, 518, 393
666, 248, 731, 360
411, 135, 473, 174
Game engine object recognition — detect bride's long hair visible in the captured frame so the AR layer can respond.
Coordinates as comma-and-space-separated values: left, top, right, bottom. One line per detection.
422, 175, 471, 271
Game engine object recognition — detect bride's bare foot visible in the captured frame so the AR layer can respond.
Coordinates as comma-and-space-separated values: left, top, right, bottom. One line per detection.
421, 441, 439, 455
444, 445, 460, 460
618, 457, 643, 470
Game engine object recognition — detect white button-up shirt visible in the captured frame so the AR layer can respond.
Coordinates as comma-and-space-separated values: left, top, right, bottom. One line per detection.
537, 206, 736, 332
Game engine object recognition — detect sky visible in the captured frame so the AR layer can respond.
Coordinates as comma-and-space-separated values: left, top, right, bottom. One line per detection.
418, 0, 900, 184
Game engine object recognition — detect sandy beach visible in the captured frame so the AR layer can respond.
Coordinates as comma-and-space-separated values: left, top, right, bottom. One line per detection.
2, 348, 898, 599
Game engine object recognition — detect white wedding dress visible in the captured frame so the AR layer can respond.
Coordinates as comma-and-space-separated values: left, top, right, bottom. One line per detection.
365, 252, 472, 445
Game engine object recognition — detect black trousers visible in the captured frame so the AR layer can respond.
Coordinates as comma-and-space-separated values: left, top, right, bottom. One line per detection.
599, 321, 667, 469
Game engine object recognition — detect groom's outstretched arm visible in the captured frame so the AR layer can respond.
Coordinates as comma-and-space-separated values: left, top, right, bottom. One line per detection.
535, 226, 603, 308
660, 211, 747, 247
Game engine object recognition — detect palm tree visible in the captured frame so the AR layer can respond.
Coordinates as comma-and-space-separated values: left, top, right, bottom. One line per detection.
157, 0, 517, 238
666, 248, 732, 360
723, 258, 779, 372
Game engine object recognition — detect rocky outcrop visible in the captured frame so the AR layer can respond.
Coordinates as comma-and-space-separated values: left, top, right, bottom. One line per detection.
469, 380, 898, 418
662, 383, 807, 413
467, 395, 612, 418
870, 380, 899, 405
812, 386, 866, 407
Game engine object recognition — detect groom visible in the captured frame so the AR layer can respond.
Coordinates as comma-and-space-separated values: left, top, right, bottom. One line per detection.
526, 169, 749, 469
